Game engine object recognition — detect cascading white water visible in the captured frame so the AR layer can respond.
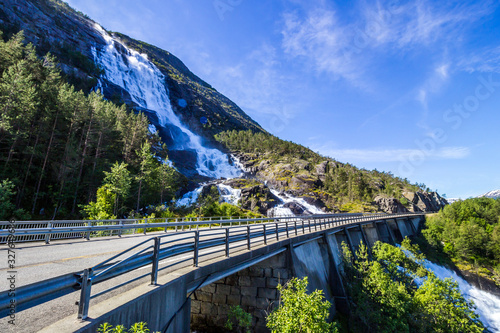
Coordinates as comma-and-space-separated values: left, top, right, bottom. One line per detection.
217, 184, 241, 205
176, 187, 203, 207
268, 189, 325, 217
424, 261, 500, 332
91, 24, 241, 179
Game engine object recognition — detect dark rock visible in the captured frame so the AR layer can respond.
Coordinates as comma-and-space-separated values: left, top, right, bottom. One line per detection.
403, 191, 447, 212
302, 196, 327, 210
374, 196, 408, 214
283, 202, 311, 215
239, 183, 279, 215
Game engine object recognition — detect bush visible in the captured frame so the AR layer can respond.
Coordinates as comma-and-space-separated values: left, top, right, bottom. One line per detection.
225, 305, 252, 333
266, 277, 338, 333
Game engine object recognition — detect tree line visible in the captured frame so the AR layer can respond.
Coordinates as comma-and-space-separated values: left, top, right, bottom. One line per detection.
422, 197, 500, 286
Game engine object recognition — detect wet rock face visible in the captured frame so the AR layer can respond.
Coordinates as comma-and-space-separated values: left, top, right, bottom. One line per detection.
283, 202, 311, 215
1, 0, 105, 59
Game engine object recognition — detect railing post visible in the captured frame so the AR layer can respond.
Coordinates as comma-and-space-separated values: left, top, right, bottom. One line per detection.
143, 218, 147, 235
294, 220, 298, 236
286, 222, 289, 238
164, 219, 168, 233
45, 221, 51, 244
308, 220, 312, 233
263, 224, 267, 245
193, 231, 199, 267
225, 228, 230, 257
151, 237, 160, 285
78, 268, 92, 320
118, 220, 123, 237
247, 226, 251, 250
86, 221, 91, 240
275, 223, 279, 241
302, 220, 305, 234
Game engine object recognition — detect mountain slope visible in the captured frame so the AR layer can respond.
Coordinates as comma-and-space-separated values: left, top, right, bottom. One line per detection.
0, 0, 264, 141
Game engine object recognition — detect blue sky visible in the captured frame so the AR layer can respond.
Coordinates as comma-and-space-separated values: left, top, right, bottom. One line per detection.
66, 0, 500, 199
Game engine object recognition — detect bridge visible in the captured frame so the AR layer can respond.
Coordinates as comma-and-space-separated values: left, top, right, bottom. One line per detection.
0, 212, 427, 332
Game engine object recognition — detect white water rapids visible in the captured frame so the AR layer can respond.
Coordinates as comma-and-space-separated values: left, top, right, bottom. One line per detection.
424, 261, 500, 332
91, 24, 240, 179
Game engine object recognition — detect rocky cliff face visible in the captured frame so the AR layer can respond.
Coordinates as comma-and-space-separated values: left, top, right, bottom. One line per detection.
0, 0, 264, 149
374, 191, 448, 214
234, 152, 448, 214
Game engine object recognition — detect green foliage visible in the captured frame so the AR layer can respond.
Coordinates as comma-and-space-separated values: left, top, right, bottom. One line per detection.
97, 322, 157, 333
225, 305, 252, 333
341, 238, 484, 332
56, 43, 103, 76
104, 162, 132, 216
421, 197, 500, 286
266, 277, 339, 333
0, 30, 185, 219
0, 179, 29, 220
81, 185, 116, 220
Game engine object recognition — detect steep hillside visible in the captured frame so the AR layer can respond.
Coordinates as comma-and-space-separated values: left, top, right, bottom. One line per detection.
215, 130, 447, 213
0, 0, 264, 142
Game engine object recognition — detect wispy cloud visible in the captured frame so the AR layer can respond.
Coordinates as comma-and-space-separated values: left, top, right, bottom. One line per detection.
280, 1, 497, 87
311, 144, 470, 163
281, 8, 367, 88
458, 46, 500, 73
177, 41, 303, 132
415, 62, 451, 130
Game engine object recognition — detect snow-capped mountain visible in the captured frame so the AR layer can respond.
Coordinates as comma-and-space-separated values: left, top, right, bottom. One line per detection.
478, 190, 500, 199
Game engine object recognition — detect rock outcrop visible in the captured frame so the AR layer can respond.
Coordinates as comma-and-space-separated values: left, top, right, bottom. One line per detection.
374, 196, 408, 214
403, 191, 448, 212
223, 178, 279, 215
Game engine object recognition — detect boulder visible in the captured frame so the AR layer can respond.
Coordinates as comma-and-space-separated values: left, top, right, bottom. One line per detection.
402, 191, 447, 212
283, 202, 310, 215
374, 196, 408, 214
315, 161, 329, 180
239, 184, 279, 215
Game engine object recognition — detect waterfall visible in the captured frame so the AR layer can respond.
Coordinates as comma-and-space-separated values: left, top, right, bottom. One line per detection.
91, 24, 241, 179
424, 261, 500, 332
176, 187, 203, 207
268, 189, 325, 217
217, 184, 241, 205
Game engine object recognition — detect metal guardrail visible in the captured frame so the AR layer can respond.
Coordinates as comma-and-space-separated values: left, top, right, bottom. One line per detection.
0, 212, 425, 320
0, 213, 368, 244
0, 215, 264, 244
